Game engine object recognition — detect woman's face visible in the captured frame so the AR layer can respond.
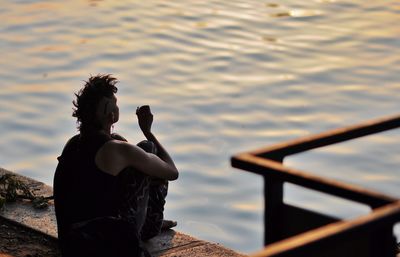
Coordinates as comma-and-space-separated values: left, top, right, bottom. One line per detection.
97, 94, 119, 125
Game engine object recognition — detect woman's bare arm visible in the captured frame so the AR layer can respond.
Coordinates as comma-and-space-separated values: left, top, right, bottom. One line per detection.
95, 105, 178, 180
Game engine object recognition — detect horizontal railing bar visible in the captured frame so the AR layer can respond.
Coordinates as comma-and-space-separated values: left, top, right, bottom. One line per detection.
231, 154, 397, 208
250, 201, 400, 257
246, 114, 400, 158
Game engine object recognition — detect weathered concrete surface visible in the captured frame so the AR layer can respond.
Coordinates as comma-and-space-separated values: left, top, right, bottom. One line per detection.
145, 230, 243, 257
0, 168, 245, 257
0, 168, 57, 238
0, 215, 60, 257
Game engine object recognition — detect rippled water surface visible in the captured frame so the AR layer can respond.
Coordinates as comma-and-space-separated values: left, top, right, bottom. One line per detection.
1, 0, 400, 253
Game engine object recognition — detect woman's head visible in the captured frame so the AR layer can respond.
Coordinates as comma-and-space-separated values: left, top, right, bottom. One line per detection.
73, 74, 119, 134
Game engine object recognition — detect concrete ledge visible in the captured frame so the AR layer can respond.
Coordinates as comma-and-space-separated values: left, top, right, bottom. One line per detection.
0, 168, 245, 257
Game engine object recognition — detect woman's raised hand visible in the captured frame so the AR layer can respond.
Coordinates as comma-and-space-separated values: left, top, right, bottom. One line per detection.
136, 105, 153, 135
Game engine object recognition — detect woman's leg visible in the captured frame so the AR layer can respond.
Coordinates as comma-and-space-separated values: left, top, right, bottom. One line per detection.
140, 178, 168, 240
117, 167, 151, 236
136, 140, 170, 241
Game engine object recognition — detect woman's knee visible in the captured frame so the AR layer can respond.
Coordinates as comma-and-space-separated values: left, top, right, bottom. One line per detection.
137, 140, 158, 154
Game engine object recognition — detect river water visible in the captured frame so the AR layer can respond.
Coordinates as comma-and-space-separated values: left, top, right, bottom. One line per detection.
1, 0, 400, 253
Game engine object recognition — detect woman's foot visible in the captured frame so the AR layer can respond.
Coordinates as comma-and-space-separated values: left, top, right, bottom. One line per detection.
161, 220, 177, 230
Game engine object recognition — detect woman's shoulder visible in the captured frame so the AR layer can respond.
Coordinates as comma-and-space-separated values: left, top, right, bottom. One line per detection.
111, 133, 128, 142
63, 134, 80, 151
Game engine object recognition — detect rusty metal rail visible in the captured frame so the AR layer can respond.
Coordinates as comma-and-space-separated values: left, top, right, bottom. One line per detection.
231, 114, 400, 257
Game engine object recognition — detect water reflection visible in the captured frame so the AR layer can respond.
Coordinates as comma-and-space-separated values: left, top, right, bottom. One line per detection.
1, 0, 400, 253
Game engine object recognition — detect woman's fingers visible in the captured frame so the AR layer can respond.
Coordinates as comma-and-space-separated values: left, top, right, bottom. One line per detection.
136, 105, 151, 116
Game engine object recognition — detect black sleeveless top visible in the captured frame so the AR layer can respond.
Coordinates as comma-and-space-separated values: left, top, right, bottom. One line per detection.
54, 132, 119, 241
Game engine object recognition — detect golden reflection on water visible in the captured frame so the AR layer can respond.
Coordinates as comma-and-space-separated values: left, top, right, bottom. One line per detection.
232, 203, 262, 212
1, 0, 400, 253
7, 84, 57, 93
363, 174, 394, 182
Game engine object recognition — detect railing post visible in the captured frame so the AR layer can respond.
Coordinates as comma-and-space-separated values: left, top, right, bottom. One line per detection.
264, 155, 285, 246
370, 225, 397, 257
264, 175, 284, 246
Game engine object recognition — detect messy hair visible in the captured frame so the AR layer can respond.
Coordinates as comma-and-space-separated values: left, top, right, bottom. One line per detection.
72, 74, 118, 134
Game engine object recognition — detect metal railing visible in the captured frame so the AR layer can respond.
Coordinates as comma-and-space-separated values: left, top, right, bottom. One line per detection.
231, 114, 400, 257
